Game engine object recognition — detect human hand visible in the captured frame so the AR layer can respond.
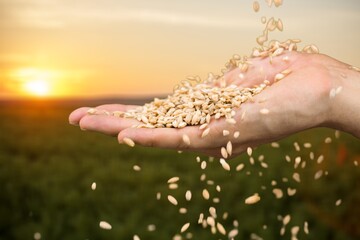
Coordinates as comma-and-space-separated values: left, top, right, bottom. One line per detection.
69, 51, 360, 157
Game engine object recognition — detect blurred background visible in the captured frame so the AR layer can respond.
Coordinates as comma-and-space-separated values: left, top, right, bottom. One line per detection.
0, 0, 360, 239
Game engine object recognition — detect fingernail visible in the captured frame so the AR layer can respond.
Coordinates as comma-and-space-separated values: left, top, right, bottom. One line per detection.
69, 121, 79, 126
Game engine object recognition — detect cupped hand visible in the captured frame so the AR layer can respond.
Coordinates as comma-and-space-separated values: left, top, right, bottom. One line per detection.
69, 51, 349, 157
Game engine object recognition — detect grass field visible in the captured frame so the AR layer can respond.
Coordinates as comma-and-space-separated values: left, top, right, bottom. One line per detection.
0, 99, 359, 240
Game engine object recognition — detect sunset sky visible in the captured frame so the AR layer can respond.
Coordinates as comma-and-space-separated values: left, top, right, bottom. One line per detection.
1, 0, 359, 98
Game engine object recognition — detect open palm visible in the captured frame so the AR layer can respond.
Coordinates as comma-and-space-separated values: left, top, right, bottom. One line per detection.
69, 52, 350, 157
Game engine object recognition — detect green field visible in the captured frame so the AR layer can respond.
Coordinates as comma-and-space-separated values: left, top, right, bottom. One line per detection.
0, 99, 359, 240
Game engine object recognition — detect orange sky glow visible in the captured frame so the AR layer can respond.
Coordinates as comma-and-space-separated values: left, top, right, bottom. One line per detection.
0, 0, 359, 99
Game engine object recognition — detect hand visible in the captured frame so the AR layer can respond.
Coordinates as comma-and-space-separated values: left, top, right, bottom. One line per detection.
69, 51, 360, 157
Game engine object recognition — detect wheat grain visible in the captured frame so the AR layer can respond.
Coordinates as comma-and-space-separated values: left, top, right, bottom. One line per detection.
317, 155, 324, 164
201, 161, 207, 170
228, 229, 239, 238
293, 142, 300, 151
314, 170, 323, 180
185, 190, 192, 201
226, 118, 237, 124
87, 108, 97, 114
167, 195, 178, 205
249, 157, 255, 165
147, 224, 156, 232
220, 158, 231, 171
156, 192, 161, 200
245, 193, 261, 204
304, 221, 309, 234
169, 183, 178, 189
221, 147, 228, 159
34, 232, 41, 240
182, 134, 191, 146
180, 223, 190, 233
123, 137, 135, 147
287, 188, 297, 196
273, 188, 283, 199
133, 165, 141, 171
226, 141, 233, 156
274, 0, 283, 7
233, 131, 240, 138
247, 147, 253, 156
283, 214, 291, 225
201, 128, 210, 138
167, 177, 180, 184
209, 207, 217, 218
217, 222, 227, 235
236, 163, 245, 171
99, 221, 112, 230
202, 189, 210, 200
223, 130, 230, 136
253, 1, 260, 12
292, 173, 301, 183
179, 208, 187, 214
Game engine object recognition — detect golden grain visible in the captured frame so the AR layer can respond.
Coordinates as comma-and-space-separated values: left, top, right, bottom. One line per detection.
283, 214, 291, 225
226, 141, 233, 156
133, 165, 141, 171
201, 161, 207, 170
99, 221, 112, 230
247, 147, 253, 156
182, 134, 191, 146
272, 188, 284, 199
228, 229, 239, 238
245, 193, 261, 204
233, 131, 240, 138
223, 130, 230, 136
180, 223, 190, 233
123, 137, 135, 147
202, 189, 210, 200
87, 108, 97, 114
253, 1, 260, 12
167, 177, 180, 184
221, 147, 228, 159
220, 158, 231, 171
304, 221, 309, 234
167, 195, 178, 205
201, 128, 210, 138
217, 222, 227, 235
287, 188, 297, 196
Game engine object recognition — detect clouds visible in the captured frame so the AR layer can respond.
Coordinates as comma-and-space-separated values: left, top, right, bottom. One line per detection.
0, 0, 255, 29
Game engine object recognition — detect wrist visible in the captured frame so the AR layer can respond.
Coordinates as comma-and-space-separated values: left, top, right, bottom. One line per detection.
326, 65, 360, 138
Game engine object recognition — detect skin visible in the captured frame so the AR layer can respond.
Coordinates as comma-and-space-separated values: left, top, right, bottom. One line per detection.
69, 52, 360, 157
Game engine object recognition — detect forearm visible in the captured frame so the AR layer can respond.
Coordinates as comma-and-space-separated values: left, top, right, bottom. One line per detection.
327, 66, 360, 138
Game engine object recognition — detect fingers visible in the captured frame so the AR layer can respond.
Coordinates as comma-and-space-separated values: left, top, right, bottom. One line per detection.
79, 114, 141, 136
118, 123, 226, 150
69, 107, 91, 125
68, 104, 139, 126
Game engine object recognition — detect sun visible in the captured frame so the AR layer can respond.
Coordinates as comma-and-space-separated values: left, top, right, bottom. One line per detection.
24, 80, 50, 96
13, 68, 54, 97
